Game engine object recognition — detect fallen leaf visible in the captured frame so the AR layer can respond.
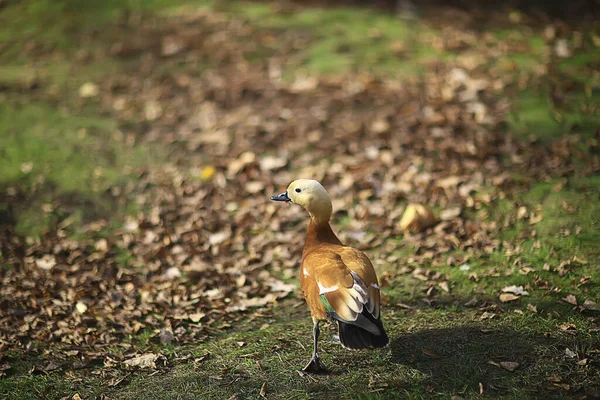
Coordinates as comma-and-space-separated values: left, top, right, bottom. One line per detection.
209, 231, 229, 245
526, 304, 538, 313
198, 166, 216, 181
123, 353, 167, 369
480, 311, 496, 320
499, 361, 519, 372
161, 35, 186, 56
459, 264, 471, 271
464, 297, 478, 307
399, 203, 438, 232
499, 293, 520, 303
159, 329, 174, 344
563, 294, 577, 305
422, 349, 440, 358
259, 156, 287, 171
559, 323, 577, 332
438, 281, 450, 293
75, 302, 87, 314
189, 313, 205, 323
565, 348, 577, 358
79, 82, 99, 98
35, 255, 56, 270
582, 299, 598, 311
440, 206, 462, 221
162, 267, 182, 280
20, 162, 33, 174
502, 285, 529, 295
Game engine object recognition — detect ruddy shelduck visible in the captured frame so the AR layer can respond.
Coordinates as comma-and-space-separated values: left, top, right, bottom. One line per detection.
271, 179, 388, 373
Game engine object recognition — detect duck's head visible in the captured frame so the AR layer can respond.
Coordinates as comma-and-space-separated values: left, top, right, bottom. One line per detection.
271, 179, 332, 224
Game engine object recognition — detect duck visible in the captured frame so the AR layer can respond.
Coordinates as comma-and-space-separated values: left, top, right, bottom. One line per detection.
271, 179, 388, 373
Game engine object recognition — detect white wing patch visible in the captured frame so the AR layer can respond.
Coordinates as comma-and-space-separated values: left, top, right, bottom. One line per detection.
318, 282, 339, 294
303, 268, 310, 277
370, 283, 380, 289
349, 271, 369, 303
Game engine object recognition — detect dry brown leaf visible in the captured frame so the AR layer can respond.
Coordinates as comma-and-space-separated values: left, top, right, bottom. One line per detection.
123, 353, 167, 369
499, 293, 520, 303
35, 255, 56, 270
399, 204, 438, 233
438, 281, 450, 293
582, 299, 598, 311
79, 82, 99, 98
500, 361, 519, 372
75, 302, 87, 314
502, 285, 529, 296
421, 348, 440, 358
440, 207, 462, 221
189, 313, 205, 323
563, 294, 577, 305
259, 382, 267, 399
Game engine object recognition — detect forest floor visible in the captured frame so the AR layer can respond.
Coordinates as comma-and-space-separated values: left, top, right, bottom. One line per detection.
1, 1, 599, 399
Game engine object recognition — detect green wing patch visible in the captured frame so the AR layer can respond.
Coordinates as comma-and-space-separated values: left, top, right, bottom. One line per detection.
320, 294, 336, 314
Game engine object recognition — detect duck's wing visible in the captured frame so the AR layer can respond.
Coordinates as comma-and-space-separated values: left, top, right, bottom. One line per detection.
303, 247, 382, 334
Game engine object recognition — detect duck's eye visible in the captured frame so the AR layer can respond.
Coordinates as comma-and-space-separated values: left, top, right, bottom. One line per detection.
295, 188, 301, 193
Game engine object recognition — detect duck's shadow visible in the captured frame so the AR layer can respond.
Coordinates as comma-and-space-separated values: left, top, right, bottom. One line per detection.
380, 326, 556, 395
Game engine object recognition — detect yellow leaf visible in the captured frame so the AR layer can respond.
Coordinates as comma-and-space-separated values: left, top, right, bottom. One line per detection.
399, 203, 437, 232
199, 165, 216, 181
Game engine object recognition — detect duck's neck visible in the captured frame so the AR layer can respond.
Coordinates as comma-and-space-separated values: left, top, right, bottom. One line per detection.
302, 219, 342, 258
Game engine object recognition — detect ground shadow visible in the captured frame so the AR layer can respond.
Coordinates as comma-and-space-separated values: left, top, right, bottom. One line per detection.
269, 0, 599, 26
389, 325, 597, 398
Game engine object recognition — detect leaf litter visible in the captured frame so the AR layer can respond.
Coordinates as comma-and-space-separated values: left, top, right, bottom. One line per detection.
1, 1, 599, 394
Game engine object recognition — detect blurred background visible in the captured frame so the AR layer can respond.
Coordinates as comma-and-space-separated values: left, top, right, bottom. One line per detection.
0, 0, 598, 236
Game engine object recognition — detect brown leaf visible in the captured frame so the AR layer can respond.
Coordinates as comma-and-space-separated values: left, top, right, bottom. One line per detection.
464, 297, 478, 307
399, 204, 438, 233
499, 293, 520, 303
440, 207, 462, 221
559, 323, 577, 332
421, 348, 440, 358
123, 353, 167, 369
189, 313, 205, 323
582, 299, 599, 311
159, 329, 174, 344
35, 255, 56, 270
502, 285, 529, 295
438, 281, 450, 293
75, 302, 87, 314
563, 294, 577, 305
499, 361, 519, 372
526, 304, 538, 313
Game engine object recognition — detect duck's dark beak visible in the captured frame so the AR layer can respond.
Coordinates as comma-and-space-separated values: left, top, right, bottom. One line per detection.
270, 191, 291, 202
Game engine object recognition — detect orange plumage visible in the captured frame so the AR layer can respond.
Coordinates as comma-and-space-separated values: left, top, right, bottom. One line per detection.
271, 179, 388, 373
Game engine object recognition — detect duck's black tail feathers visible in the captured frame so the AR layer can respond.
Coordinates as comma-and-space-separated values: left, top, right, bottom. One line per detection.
337, 308, 389, 350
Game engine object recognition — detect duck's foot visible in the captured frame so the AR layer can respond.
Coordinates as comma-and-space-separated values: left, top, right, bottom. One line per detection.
301, 355, 328, 374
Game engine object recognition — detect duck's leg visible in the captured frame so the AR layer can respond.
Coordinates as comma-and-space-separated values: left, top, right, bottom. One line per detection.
301, 320, 328, 373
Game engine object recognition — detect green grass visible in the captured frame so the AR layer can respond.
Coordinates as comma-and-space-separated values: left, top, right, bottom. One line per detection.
222, 3, 448, 76
3, 304, 597, 400
508, 45, 600, 141
0, 100, 154, 236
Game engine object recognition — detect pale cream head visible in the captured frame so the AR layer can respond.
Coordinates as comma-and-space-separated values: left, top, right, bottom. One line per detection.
286, 179, 333, 224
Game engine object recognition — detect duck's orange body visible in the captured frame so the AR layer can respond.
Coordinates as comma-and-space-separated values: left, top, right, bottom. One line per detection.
271, 179, 388, 373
